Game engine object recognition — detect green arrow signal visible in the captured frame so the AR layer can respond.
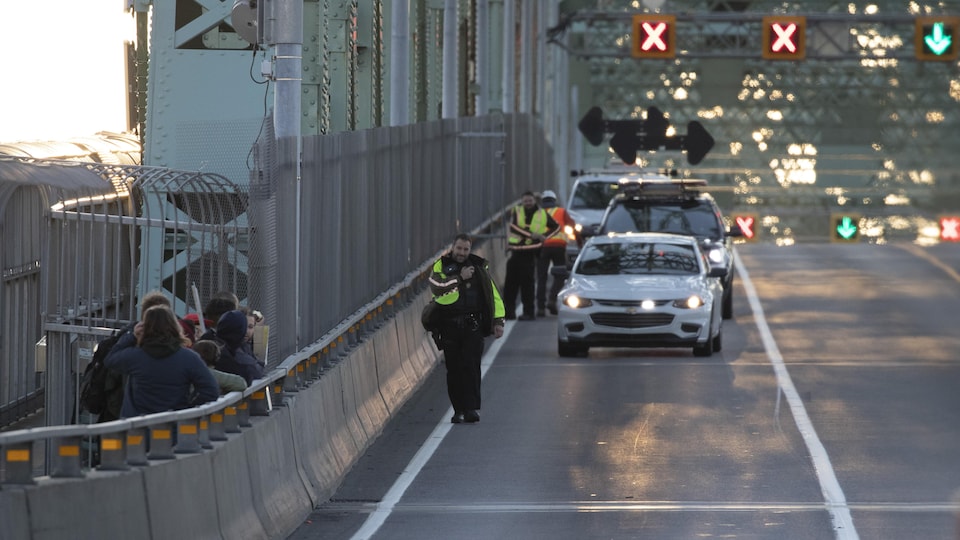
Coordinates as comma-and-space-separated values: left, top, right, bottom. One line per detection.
836, 216, 858, 239
925, 22, 953, 55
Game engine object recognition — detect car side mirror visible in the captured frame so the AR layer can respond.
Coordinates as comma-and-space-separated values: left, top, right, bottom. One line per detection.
580, 224, 599, 239
551, 265, 571, 280
709, 266, 728, 278
727, 224, 743, 237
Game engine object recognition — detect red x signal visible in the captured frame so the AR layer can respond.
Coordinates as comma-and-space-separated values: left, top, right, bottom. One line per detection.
762, 16, 806, 60
632, 15, 676, 59
732, 214, 759, 242
940, 216, 960, 242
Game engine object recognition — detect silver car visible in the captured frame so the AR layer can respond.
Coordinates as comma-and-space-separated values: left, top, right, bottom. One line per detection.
556, 232, 726, 357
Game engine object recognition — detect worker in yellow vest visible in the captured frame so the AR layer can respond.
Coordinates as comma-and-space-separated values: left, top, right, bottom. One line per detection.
537, 190, 573, 316
503, 190, 559, 320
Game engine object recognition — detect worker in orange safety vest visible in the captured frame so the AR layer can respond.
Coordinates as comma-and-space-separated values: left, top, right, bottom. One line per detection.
536, 190, 573, 315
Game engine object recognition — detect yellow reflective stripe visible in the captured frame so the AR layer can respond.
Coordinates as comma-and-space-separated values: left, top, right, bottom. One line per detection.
6, 449, 30, 462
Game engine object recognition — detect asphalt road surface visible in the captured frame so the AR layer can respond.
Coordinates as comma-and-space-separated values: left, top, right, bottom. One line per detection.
289, 243, 960, 540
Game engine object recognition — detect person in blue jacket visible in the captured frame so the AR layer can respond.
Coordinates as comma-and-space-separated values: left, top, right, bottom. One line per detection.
209, 310, 264, 384
105, 305, 219, 418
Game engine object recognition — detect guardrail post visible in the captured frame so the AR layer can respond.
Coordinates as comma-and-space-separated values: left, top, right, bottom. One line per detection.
284, 367, 300, 393
147, 422, 176, 460
198, 415, 213, 449
174, 418, 201, 454
307, 353, 320, 380
271, 379, 286, 407
385, 295, 396, 319
237, 399, 252, 427
2, 442, 36, 484
250, 389, 270, 416
209, 409, 228, 441
51, 436, 83, 478
98, 432, 130, 470
223, 405, 241, 433
125, 427, 148, 466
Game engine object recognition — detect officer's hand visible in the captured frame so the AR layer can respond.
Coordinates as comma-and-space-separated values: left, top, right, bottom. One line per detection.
493, 325, 504, 339
532, 233, 544, 242
460, 266, 475, 279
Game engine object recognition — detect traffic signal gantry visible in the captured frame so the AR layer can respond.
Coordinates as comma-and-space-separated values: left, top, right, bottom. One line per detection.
622, 13, 959, 61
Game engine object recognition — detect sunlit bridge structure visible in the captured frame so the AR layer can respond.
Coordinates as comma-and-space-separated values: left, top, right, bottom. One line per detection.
553, 0, 959, 244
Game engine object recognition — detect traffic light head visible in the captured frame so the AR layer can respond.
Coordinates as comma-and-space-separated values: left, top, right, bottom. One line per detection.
762, 16, 806, 60
830, 214, 861, 243
632, 15, 677, 59
915, 17, 960, 61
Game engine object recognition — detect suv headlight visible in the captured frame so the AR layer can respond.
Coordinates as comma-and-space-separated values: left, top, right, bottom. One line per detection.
673, 295, 705, 309
707, 247, 726, 265
563, 294, 593, 308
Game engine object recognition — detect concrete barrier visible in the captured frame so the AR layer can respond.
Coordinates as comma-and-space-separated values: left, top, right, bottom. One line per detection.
342, 339, 390, 442
288, 381, 342, 503
142, 453, 220, 540
243, 410, 313, 538
26, 471, 151, 540
0, 488, 31, 540
372, 319, 414, 414
210, 434, 268, 540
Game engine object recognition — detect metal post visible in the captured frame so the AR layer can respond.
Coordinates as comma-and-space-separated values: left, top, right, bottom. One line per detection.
442, 0, 458, 118
502, 0, 515, 113
390, 0, 411, 125
519, 0, 532, 113
271, 0, 304, 359
475, 0, 489, 115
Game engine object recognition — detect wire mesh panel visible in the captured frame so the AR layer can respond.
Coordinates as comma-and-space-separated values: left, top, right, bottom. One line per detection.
251, 113, 555, 362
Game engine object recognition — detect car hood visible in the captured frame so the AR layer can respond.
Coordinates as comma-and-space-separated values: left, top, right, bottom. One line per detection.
567, 208, 606, 229
567, 274, 709, 299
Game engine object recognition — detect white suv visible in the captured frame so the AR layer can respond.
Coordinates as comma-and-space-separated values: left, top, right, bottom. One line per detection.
594, 178, 742, 319
564, 168, 677, 265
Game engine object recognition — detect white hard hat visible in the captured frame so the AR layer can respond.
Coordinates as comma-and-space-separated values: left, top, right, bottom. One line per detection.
541, 190, 557, 200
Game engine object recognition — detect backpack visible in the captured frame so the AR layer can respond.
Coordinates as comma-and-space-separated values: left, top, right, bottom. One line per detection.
79, 331, 121, 415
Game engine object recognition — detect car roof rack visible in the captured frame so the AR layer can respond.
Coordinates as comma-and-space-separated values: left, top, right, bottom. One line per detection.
618, 178, 708, 197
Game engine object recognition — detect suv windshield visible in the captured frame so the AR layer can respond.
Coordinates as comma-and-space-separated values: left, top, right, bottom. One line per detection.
601, 200, 722, 240
576, 241, 701, 276
570, 181, 621, 210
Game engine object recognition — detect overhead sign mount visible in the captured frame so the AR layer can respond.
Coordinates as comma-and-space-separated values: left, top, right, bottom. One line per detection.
578, 106, 715, 165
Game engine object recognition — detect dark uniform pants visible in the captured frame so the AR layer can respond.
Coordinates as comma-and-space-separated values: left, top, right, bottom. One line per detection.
503, 250, 538, 317
537, 244, 566, 310
439, 315, 485, 412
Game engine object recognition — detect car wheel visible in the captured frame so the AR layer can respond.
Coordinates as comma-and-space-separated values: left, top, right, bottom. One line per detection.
721, 285, 733, 320
712, 328, 723, 352
693, 341, 712, 357
558, 340, 587, 357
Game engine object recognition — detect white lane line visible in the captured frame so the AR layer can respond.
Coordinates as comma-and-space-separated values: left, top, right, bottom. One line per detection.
336, 500, 960, 514
734, 251, 860, 540
350, 322, 516, 540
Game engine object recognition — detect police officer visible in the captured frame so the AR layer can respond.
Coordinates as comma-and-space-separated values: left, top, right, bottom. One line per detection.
429, 233, 505, 423
536, 190, 572, 316
503, 191, 559, 320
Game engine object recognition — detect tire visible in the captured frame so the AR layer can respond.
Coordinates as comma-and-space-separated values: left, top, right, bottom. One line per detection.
693, 341, 712, 357
712, 327, 723, 352
721, 285, 733, 320
558, 340, 588, 357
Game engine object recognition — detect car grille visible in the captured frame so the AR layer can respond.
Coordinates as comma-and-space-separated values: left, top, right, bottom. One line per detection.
590, 312, 674, 328
595, 299, 671, 307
